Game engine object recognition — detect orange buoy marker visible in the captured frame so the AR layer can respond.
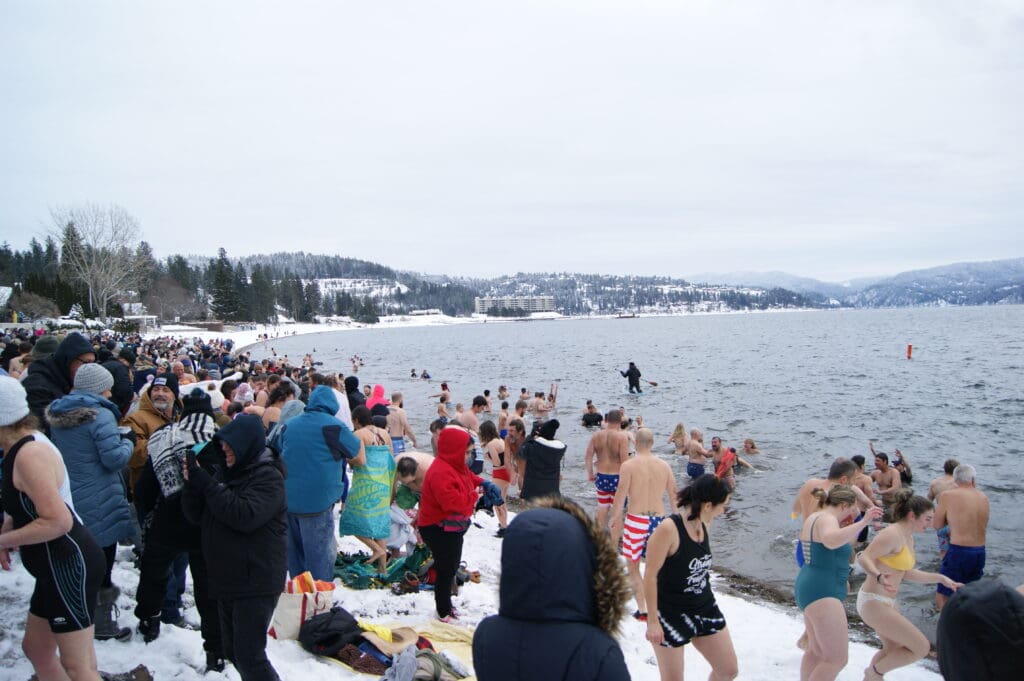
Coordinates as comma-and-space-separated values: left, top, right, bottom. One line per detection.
906, 344, 913, 360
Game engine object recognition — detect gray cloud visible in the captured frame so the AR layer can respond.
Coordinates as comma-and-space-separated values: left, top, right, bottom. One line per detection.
1, 1, 1021, 282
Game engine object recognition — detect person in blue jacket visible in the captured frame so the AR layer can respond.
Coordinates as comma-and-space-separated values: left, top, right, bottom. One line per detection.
45, 362, 134, 642
473, 496, 632, 680
278, 385, 363, 581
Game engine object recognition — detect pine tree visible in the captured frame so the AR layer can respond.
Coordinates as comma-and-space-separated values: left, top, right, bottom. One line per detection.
209, 248, 240, 320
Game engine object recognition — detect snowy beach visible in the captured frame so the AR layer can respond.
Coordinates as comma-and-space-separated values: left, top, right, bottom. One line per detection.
0, 506, 940, 680
0, 317, 945, 680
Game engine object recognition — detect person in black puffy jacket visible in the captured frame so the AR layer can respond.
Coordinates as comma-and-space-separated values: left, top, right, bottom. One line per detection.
183, 414, 287, 681
472, 496, 632, 681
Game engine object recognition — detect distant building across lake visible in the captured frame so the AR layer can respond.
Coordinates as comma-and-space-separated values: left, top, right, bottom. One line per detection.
474, 295, 555, 314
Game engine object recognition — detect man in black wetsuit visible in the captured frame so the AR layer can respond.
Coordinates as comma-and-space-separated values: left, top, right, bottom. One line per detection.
620, 362, 642, 393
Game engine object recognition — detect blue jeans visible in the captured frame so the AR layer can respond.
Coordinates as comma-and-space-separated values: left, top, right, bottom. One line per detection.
162, 553, 189, 621
286, 509, 336, 582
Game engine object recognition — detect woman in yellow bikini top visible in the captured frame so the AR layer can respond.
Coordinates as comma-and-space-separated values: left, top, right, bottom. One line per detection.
855, 490, 962, 681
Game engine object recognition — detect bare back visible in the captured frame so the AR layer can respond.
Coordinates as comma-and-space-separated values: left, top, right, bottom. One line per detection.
928, 475, 957, 501
595, 429, 630, 475
939, 487, 990, 546
619, 454, 676, 516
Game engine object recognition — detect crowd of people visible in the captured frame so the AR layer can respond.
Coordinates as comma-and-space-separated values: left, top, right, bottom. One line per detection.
0, 326, 1019, 681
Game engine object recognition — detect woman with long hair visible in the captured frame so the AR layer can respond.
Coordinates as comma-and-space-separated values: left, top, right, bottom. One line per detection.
794, 486, 882, 681
643, 474, 738, 681
857, 490, 961, 680
667, 423, 688, 455
479, 420, 509, 535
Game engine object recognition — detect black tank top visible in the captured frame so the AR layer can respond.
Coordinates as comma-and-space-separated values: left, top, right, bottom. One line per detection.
1, 435, 100, 578
657, 514, 715, 612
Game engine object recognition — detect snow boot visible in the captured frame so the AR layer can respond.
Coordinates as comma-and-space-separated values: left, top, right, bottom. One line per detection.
137, 615, 161, 643
94, 586, 132, 642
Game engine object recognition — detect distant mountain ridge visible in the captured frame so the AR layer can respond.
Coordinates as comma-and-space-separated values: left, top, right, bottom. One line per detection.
687, 258, 1024, 307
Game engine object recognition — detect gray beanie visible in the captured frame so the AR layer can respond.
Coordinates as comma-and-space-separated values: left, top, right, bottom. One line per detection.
0, 376, 30, 426
73, 363, 114, 394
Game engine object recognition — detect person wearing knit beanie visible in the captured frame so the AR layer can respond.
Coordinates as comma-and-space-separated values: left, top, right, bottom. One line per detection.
181, 387, 213, 417
73, 363, 115, 395
0, 375, 31, 426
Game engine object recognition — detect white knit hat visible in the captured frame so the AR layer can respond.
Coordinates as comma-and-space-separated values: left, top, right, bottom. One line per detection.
0, 376, 30, 426
73, 363, 114, 394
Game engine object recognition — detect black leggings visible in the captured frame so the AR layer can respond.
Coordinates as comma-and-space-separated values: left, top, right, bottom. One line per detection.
102, 544, 117, 588
419, 524, 466, 618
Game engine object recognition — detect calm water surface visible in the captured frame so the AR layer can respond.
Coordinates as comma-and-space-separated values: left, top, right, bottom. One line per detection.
263, 306, 1024, 639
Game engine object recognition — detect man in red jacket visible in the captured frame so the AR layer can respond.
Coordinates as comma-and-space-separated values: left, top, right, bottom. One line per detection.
417, 426, 482, 622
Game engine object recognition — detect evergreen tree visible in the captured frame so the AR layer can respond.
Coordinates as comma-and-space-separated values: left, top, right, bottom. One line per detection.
209, 248, 240, 320
303, 281, 321, 322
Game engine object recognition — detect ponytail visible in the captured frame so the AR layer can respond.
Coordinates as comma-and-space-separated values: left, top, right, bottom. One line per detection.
677, 473, 730, 521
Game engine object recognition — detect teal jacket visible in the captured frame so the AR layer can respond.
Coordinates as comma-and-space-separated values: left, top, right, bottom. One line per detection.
279, 386, 361, 514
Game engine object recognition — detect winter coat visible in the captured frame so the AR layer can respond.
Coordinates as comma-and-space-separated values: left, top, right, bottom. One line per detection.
518, 436, 566, 501
417, 428, 482, 528
182, 414, 287, 600
101, 358, 134, 417
23, 333, 95, 434
473, 497, 631, 681
45, 391, 133, 547
278, 386, 361, 514
133, 412, 218, 549
123, 388, 180, 492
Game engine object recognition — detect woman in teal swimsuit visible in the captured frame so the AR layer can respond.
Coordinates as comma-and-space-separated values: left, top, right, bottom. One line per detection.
794, 486, 882, 681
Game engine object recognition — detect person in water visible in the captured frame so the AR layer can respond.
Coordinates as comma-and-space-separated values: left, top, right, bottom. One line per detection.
620, 361, 642, 393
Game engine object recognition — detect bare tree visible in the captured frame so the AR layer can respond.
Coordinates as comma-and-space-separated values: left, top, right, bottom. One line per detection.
50, 204, 150, 322
9, 290, 61, 320
143, 275, 206, 322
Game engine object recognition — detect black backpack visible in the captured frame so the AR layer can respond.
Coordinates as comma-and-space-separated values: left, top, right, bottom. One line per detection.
298, 606, 363, 657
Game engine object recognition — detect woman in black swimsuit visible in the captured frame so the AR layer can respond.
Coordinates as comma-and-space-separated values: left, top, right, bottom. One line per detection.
643, 473, 738, 681
0, 376, 106, 681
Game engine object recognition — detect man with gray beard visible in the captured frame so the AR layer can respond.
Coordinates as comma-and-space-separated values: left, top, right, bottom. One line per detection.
125, 374, 182, 493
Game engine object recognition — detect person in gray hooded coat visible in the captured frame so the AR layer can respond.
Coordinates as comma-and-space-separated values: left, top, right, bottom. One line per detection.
46, 363, 134, 642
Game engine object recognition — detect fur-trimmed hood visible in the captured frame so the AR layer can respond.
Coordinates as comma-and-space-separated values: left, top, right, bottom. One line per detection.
499, 496, 630, 636
46, 391, 122, 429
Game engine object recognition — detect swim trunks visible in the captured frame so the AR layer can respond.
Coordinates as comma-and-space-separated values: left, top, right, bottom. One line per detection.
391, 437, 406, 454
936, 525, 950, 554
658, 602, 726, 647
492, 467, 511, 482
937, 544, 985, 596
622, 513, 664, 562
686, 462, 706, 480
595, 473, 620, 507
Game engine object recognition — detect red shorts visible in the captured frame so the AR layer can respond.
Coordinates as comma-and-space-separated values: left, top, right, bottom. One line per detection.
492, 467, 511, 482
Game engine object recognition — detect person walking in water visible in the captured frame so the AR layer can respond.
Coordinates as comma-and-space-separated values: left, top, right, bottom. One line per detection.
932, 463, 989, 611
620, 362, 642, 393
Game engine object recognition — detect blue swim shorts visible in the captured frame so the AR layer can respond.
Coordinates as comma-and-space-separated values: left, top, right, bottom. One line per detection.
937, 544, 985, 596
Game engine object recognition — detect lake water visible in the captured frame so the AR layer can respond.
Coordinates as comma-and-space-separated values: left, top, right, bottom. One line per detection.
263, 305, 1024, 639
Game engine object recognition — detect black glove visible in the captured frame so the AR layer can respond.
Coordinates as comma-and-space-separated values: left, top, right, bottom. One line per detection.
119, 429, 137, 446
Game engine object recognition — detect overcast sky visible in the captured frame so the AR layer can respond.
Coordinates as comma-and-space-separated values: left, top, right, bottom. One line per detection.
1, 1, 1022, 282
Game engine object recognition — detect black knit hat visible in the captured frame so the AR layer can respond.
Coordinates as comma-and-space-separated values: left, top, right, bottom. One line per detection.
181, 387, 213, 417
